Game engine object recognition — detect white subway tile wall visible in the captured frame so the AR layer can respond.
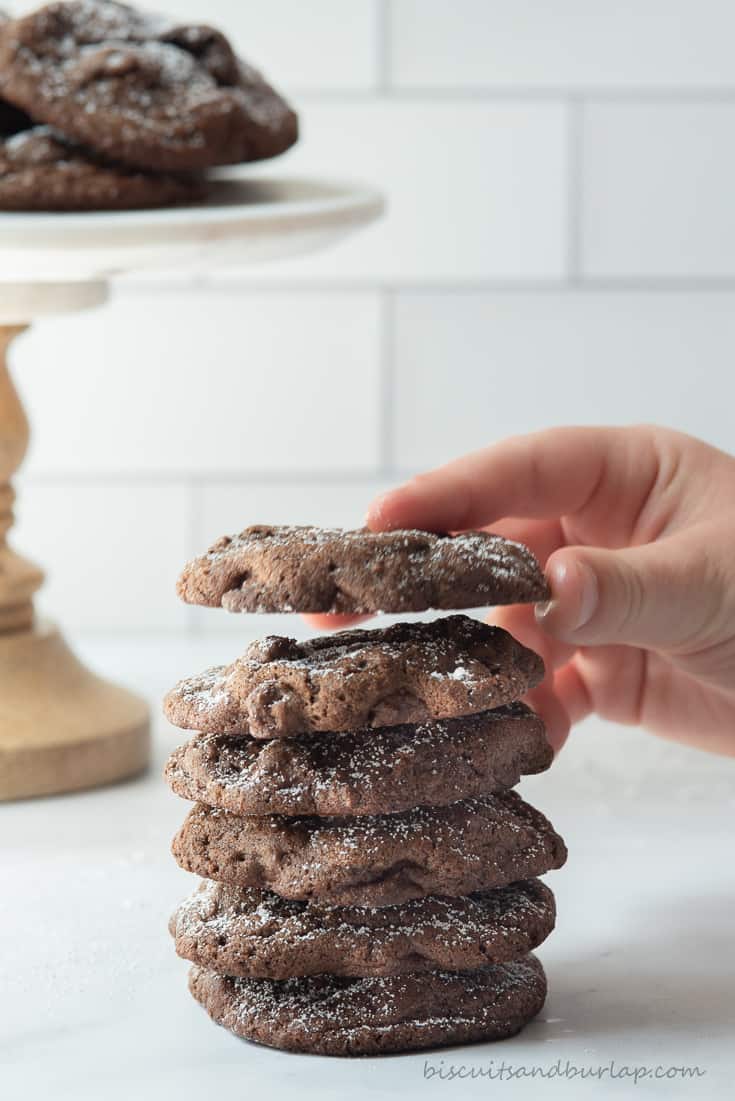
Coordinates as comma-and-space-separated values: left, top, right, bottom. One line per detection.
223, 101, 570, 283
13, 484, 192, 632
393, 292, 735, 468
581, 103, 735, 278
4, 0, 382, 91
6, 0, 735, 632
390, 0, 735, 90
17, 290, 383, 474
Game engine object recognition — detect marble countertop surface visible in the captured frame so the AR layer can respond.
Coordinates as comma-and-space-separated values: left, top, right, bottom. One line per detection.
2, 634, 734, 1101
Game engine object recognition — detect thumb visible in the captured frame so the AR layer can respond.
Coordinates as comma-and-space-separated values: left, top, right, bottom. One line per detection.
535, 538, 719, 651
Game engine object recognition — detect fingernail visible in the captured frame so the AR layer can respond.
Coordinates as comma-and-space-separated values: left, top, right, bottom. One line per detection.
534, 558, 599, 633
535, 598, 557, 620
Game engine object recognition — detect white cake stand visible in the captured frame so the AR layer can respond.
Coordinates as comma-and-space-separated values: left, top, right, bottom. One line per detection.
0, 176, 384, 800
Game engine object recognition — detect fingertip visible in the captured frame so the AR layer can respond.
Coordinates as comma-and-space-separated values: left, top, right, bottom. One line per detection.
490, 605, 577, 675
301, 613, 371, 632
365, 491, 396, 531
525, 682, 571, 756
547, 723, 570, 757
535, 549, 599, 640
553, 660, 593, 727
366, 484, 417, 532
488, 605, 530, 636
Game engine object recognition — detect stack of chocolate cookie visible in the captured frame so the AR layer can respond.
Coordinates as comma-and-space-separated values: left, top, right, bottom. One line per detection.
164, 526, 567, 1056
0, 0, 297, 211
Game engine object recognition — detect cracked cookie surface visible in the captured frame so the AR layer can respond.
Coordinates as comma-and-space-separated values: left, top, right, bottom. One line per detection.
171, 790, 567, 907
171, 878, 556, 979
164, 703, 552, 816
163, 614, 545, 739
0, 0, 298, 170
188, 954, 547, 1055
0, 123, 204, 209
176, 524, 550, 614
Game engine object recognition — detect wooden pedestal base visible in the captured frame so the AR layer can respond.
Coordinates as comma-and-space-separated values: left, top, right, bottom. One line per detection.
0, 292, 150, 801
0, 621, 150, 800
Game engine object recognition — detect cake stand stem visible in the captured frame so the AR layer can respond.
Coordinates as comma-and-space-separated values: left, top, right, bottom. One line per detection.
0, 319, 150, 800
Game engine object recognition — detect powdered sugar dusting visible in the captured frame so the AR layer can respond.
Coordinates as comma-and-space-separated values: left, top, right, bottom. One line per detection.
179, 667, 228, 715
163, 615, 545, 739
189, 954, 546, 1050
172, 791, 566, 907
177, 524, 549, 614
172, 878, 554, 968
163, 703, 551, 818
1, 0, 297, 166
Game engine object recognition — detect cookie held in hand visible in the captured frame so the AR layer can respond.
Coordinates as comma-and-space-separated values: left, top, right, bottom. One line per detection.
176, 524, 550, 614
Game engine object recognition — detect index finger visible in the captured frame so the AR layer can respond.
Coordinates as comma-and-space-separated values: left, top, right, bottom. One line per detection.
367, 426, 659, 534
302, 612, 371, 632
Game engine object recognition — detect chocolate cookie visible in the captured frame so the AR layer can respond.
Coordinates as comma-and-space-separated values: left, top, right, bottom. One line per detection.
0, 1, 298, 171
176, 525, 550, 614
164, 703, 552, 817
0, 125, 204, 210
171, 791, 567, 906
171, 878, 556, 980
163, 615, 545, 740
188, 955, 547, 1055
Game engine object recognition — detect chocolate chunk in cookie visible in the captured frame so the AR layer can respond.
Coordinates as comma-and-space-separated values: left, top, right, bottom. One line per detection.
163, 615, 545, 739
0, 124, 204, 210
0, 1, 298, 171
164, 703, 552, 817
188, 955, 548, 1055
171, 790, 567, 907
0, 96, 30, 136
0, 16, 33, 136
176, 525, 550, 614
171, 878, 556, 980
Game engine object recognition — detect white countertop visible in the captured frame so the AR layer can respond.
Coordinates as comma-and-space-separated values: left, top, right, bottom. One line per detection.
2, 634, 733, 1101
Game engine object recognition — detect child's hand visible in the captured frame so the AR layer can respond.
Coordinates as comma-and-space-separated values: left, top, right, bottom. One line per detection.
310, 426, 735, 756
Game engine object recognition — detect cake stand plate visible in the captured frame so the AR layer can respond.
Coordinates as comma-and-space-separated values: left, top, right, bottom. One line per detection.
0, 175, 384, 279
0, 176, 384, 799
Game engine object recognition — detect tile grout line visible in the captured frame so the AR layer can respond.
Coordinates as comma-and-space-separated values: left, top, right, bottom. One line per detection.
290, 86, 735, 103
375, 0, 392, 92
378, 287, 396, 475
117, 280, 735, 297
184, 478, 203, 636
19, 470, 406, 488
566, 96, 584, 285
